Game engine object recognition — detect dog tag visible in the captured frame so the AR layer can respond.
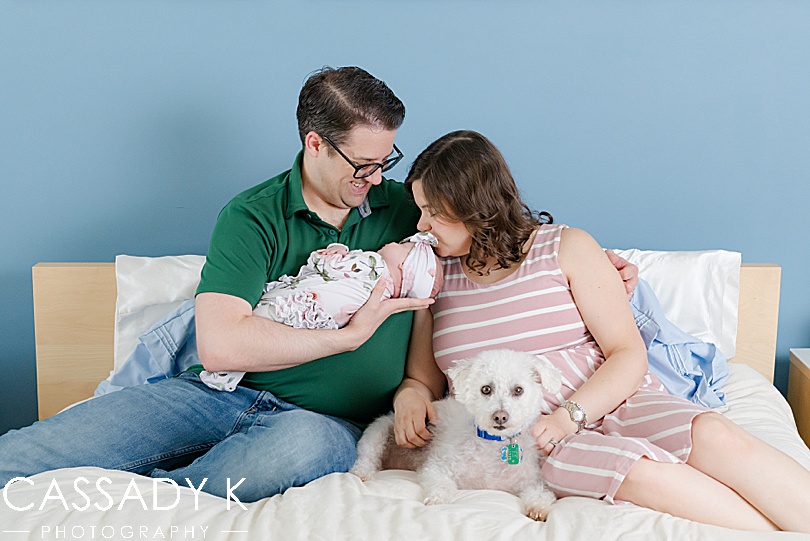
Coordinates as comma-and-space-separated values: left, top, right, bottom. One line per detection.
501, 443, 523, 465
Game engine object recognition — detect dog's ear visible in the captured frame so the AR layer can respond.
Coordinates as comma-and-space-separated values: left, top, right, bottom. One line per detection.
532, 354, 562, 394
446, 358, 475, 402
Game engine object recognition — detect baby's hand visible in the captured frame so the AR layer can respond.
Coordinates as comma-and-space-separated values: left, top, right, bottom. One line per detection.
318, 243, 349, 257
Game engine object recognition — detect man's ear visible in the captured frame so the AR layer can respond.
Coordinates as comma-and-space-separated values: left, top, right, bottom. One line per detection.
446, 358, 474, 403
304, 131, 324, 158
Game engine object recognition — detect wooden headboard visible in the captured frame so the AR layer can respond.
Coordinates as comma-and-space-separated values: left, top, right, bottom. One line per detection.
31, 262, 782, 421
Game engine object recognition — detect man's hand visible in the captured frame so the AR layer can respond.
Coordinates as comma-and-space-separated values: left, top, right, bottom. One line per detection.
605, 249, 639, 300
393, 386, 437, 448
344, 280, 433, 347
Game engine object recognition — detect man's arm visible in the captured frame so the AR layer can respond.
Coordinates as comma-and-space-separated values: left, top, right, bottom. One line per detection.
196, 281, 433, 373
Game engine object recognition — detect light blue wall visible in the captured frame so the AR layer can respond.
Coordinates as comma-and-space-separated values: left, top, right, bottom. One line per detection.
2, 1, 809, 433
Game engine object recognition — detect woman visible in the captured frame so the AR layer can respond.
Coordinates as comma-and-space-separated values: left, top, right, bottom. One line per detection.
393, 130, 810, 532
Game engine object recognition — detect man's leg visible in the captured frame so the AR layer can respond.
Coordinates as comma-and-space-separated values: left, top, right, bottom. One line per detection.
153, 407, 362, 503
0, 373, 255, 485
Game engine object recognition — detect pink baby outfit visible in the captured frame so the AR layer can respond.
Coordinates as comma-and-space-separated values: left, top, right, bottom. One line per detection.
431, 224, 709, 502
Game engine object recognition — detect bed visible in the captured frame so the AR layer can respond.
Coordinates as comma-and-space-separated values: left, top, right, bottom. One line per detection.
5, 255, 810, 540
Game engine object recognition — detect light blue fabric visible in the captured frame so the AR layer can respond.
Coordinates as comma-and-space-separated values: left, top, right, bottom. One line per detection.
631, 279, 728, 408
95, 299, 199, 396
98, 280, 729, 408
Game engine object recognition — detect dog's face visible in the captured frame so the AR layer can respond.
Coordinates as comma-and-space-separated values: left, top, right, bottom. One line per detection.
446, 350, 562, 437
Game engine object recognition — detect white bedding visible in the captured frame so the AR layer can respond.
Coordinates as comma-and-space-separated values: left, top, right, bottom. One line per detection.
4, 364, 808, 540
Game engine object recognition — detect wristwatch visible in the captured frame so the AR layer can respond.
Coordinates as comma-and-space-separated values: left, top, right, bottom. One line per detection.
562, 400, 588, 433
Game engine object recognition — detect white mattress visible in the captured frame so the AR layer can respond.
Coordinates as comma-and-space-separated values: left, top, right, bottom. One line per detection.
3, 364, 809, 540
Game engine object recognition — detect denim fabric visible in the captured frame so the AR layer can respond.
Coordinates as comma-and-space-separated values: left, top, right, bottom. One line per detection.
96, 299, 199, 395
0, 372, 362, 503
631, 279, 728, 408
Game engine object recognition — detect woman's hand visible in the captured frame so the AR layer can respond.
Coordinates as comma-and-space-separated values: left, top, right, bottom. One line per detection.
393, 386, 437, 448
531, 408, 578, 455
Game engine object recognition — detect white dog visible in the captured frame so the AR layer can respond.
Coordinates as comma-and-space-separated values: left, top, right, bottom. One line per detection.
350, 349, 562, 521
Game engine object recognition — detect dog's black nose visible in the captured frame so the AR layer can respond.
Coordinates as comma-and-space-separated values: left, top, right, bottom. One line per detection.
493, 410, 509, 425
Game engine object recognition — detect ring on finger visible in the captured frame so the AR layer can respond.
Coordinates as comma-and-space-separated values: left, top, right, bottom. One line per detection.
549, 439, 559, 447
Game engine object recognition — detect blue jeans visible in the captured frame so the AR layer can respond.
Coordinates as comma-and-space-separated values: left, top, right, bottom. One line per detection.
0, 372, 362, 502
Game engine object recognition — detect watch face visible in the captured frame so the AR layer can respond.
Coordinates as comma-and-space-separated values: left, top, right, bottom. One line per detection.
572, 410, 585, 422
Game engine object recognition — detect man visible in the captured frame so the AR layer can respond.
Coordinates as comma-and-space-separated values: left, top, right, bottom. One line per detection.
1, 67, 637, 503
0, 67, 430, 502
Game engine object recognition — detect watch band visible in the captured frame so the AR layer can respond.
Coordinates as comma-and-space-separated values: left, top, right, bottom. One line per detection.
562, 400, 588, 433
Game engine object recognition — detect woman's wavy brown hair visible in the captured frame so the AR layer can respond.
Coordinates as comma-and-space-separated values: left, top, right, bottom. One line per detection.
405, 130, 552, 275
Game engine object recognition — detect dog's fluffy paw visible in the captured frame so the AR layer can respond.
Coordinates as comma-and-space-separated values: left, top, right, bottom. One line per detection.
526, 504, 551, 521
348, 466, 373, 482
423, 495, 446, 506
524, 490, 556, 521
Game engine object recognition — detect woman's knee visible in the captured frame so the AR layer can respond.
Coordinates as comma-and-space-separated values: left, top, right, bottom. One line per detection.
689, 413, 757, 464
686, 413, 762, 476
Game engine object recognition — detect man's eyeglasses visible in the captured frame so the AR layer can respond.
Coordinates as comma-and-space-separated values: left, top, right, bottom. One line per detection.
322, 135, 403, 179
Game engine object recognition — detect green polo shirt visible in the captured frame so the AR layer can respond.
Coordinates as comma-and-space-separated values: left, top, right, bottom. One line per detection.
194, 151, 420, 427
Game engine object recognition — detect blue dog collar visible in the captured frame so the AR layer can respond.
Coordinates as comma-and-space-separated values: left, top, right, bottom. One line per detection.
476, 427, 524, 465
476, 426, 520, 441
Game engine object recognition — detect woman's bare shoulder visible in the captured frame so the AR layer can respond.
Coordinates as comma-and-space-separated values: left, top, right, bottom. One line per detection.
559, 227, 602, 253
558, 227, 609, 278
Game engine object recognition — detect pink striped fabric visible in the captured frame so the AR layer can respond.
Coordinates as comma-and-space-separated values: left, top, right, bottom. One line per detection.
432, 224, 709, 502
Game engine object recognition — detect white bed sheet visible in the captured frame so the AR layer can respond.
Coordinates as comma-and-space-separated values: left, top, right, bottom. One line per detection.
3, 364, 808, 541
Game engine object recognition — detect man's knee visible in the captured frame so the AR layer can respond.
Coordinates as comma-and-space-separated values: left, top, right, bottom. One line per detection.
275, 410, 359, 471
221, 413, 358, 501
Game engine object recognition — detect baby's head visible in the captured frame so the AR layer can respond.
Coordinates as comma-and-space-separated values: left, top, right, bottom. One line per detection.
378, 232, 444, 299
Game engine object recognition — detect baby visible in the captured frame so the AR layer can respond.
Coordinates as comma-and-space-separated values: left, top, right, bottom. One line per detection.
200, 232, 443, 391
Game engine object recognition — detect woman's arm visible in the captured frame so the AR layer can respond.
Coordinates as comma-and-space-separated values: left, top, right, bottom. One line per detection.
532, 227, 648, 450
392, 307, 448, 448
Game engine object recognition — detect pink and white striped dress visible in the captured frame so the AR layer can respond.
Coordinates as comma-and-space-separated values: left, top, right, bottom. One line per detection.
432, 224, 709, 502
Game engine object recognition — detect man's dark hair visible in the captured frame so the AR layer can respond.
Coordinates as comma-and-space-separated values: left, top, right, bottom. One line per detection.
296, 66, 405, 146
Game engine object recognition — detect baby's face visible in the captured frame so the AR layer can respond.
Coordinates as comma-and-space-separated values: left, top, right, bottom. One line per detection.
378, 242, 414, 297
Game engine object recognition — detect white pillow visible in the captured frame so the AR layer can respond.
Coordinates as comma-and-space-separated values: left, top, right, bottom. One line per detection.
114, 254, 206, 371
111, 250, 741, 370
611, 249, 741, 359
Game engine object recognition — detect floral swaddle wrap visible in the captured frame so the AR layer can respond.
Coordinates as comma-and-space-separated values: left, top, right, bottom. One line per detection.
200, 232, 439, 391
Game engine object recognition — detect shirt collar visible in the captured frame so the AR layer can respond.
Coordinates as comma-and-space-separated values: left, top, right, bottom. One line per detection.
284, 151, 310, 219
